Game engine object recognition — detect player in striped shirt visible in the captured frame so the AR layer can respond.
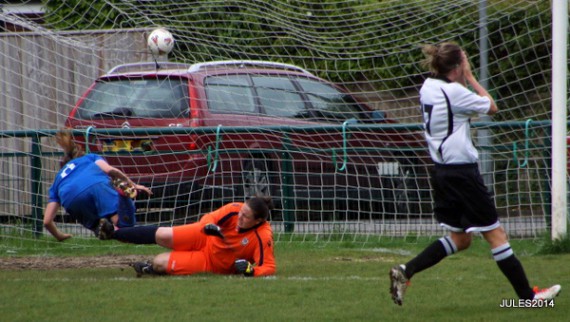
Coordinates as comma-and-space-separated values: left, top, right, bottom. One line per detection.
389, 42, 560, 305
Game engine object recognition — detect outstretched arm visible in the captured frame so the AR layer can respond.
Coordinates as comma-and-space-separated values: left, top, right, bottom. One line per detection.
235, 241, 276, 277
251, 237, 276, 277
43, 201, 72, 241
237, 230, 276, 277
95, 159, 152, 195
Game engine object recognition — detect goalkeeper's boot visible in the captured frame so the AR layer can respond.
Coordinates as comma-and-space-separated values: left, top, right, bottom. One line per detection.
389, 264, 409, 306
97, 218, 115, 240
132, 261, 157, 278
533, 285, 561, 300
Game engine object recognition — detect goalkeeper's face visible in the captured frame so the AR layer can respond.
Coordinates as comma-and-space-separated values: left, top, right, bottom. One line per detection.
237, 203, 262, 229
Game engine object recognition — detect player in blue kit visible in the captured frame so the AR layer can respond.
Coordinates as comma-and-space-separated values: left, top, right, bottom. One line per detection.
43, 129, 152, 241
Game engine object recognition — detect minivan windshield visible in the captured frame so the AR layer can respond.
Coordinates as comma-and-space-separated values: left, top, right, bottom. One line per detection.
76, 77, 189, 119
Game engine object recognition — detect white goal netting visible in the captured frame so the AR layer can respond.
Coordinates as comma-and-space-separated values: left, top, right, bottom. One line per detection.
0, 0, 561, 248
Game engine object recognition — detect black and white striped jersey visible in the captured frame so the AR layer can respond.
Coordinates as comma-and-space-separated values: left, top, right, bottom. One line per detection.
419, 77, 491, 164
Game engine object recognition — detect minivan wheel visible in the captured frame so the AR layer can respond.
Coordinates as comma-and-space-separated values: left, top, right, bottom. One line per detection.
241, 158, 274, 198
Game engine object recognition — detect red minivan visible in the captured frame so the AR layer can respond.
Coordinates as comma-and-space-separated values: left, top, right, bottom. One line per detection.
65, 60, 429, 220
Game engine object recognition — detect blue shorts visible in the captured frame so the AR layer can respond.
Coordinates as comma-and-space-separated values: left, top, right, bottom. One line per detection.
65, 182, 135, 231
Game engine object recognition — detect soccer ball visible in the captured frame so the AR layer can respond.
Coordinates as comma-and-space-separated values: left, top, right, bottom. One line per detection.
147, 28, 175, 55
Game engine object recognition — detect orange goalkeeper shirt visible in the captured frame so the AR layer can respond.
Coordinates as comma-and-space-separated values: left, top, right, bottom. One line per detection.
199, 202, 276, 276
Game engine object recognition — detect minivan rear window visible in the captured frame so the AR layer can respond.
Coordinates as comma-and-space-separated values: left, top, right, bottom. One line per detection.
76, 77, 189, 119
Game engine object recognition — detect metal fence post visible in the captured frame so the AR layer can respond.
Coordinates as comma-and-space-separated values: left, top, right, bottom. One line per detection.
281, 134, 294, 232
31, 134, 44, 237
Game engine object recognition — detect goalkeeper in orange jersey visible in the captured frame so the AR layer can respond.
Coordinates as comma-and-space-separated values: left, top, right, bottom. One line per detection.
102, 197, 276, 277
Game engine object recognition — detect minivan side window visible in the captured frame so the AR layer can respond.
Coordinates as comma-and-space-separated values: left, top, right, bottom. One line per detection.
296, 78, 366, 122
205, 75, 256, 113
252, 76, 305, 118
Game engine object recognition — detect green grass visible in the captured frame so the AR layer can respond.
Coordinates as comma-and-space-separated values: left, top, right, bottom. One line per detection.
0, 238, 567, 322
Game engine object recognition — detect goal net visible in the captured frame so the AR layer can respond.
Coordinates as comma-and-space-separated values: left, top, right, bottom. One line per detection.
0, 0, 558, 248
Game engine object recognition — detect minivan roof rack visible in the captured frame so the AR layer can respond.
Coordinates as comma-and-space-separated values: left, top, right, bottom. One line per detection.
106, 62, 191, 75
187, 60, 314, 76
106, 60, 314, 76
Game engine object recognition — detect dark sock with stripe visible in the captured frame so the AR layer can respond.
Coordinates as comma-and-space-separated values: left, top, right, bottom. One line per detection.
113, 226, 158, 244
404, 236, 457, 279
493, 243, 534, 299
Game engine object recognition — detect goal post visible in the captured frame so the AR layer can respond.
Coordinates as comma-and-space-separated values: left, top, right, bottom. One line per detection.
550, 0, 568, 241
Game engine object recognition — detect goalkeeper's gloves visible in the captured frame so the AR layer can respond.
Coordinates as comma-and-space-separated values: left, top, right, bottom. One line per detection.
113, 178, 137, 199
234, 259, 254, 277
203, 223, 224, 238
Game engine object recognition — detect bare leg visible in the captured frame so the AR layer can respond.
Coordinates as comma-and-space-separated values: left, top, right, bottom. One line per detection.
155, 227, 174, 248
151, 252, 170, 273
448, 231, 472, 251
481, 226, 508, 248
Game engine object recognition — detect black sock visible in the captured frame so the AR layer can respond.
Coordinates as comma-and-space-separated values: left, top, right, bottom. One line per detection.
113, 226, 158, 244
492, 244, 534, 299
405, 236, 457, 279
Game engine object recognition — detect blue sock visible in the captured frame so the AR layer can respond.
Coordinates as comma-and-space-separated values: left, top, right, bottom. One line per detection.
117, 196, 136, 228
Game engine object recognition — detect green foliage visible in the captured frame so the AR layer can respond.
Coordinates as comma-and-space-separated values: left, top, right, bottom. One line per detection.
485, 0, 552, 121
43, 0, 131, 29
538, 234, 570, 254
42, 0, 552, 99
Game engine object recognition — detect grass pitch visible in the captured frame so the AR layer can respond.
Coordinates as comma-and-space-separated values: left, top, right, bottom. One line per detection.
0, 237, 567, 322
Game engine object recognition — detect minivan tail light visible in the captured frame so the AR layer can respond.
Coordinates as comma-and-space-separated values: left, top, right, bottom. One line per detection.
188, 134, 199, 150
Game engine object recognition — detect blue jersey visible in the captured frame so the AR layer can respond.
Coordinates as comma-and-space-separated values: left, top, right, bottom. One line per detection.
47, 154, 136, 230
48, 154, 111, 208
